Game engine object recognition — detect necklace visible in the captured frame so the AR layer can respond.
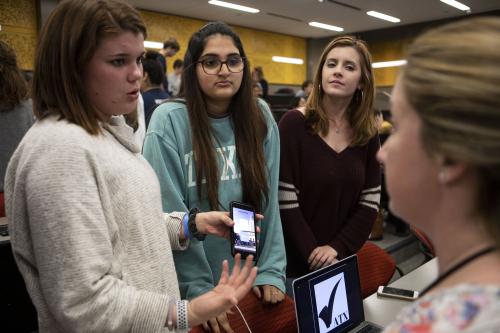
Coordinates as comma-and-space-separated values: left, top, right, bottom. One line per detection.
419, 246, 497, 297
327, 117, 346, 134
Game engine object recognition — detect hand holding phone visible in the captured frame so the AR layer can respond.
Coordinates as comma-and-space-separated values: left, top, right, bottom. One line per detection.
377, 286, 419, 301
230, 201, 258, 260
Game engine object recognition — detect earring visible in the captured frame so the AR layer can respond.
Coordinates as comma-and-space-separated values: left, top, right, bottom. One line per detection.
358, 89, 364, 100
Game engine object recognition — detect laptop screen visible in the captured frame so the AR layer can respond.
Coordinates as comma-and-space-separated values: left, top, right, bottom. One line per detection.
293, 255, 365, 333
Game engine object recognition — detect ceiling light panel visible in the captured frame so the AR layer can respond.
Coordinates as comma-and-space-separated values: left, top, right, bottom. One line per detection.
144, 41, 163, 49
272, 56, 304, 65
308, 21, 344, 32
372, 60, 407, 68
366, 11, 401, 23
208, 0, 259, 13
439, 0, 470, 11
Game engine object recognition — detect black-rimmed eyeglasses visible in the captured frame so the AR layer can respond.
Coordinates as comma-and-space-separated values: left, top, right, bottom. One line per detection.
196, 55, 245, 75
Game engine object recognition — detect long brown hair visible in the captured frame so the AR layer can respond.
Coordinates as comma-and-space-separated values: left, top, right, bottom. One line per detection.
32, 0, 146, 135
0, 41, 28, 113
306, 35, 377, 146
180, 22, 268, 211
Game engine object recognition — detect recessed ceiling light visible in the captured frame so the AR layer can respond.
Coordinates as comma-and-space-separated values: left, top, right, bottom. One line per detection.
372, 60, 407, 68
144, 41, 163, 49
439, 0, 470, 11
366, 11, 400, 23
272, 56, 304, 65
208, 0, 259, 14
308, 21, 344, 32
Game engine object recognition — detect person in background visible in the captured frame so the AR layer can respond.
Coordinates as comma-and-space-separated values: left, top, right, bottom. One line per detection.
4, 1, 257, 332
252, 66, 269, 100
278, 35, 381, 291
158, 37, 180, 92
380, 17, 500, 332
141, 56, 169, 128
296, 80, 313, 108
296, 79, 313, 99
143, 21, 286, 333
0, 41, 35, 217
168, 59, 184, 97
252, 80, 263, 98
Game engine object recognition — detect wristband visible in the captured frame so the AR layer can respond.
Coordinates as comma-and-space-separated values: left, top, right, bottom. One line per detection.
182, 213, 190, 239
176, 299, 189, 330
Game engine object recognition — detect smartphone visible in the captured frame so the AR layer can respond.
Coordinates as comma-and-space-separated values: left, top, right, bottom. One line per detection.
229, 201, 258, 260
377, 286, 419, 301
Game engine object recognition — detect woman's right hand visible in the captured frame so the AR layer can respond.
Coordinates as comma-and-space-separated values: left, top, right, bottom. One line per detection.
187, 254, 258, 328
195, 212, 263, 240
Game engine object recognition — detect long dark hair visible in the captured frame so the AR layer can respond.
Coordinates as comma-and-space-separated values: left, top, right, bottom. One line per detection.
0, 41, 28, 113
180, 21, 268, 211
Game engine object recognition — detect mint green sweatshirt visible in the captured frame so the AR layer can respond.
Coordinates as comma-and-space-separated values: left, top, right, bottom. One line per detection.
143, 99, 286, 299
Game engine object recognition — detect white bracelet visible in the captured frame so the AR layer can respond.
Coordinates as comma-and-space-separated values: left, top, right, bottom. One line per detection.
176, 299, 189, 330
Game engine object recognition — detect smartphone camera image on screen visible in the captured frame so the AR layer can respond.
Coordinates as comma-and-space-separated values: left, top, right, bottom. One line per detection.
230, 201, 257, 260
377, 286, 419, 301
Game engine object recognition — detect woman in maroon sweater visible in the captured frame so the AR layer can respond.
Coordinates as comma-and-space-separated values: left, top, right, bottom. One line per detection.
278, 36, 381, 280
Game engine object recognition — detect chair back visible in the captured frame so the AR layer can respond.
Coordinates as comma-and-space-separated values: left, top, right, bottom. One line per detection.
189, 292, 297, 333
0, 192, 5, 217
357, 242, 396, 298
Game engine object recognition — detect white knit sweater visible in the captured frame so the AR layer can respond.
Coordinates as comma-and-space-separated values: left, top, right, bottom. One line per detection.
5, 116, 188, 333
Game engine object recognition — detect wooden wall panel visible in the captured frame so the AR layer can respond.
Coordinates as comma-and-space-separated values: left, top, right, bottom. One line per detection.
139, 10, 306, 85
0, 2, 307, 84
369, 38, 412, 87
0, 0, 38, 70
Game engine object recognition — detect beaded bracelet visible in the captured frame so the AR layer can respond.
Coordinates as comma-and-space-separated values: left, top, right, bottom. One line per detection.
176, 299, 189, 330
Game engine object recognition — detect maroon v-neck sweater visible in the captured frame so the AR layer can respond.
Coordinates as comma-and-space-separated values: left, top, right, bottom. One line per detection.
278, 110, 381, 277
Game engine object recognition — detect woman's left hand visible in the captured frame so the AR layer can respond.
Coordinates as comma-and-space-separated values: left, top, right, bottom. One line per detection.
252, 284, 285, 304
196, 212, 263, 240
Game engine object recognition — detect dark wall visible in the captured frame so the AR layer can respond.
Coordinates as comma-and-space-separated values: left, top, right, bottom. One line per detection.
37, 0, 60, 31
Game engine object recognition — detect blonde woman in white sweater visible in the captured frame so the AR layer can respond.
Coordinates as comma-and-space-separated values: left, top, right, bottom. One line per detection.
4, 1, 257, 332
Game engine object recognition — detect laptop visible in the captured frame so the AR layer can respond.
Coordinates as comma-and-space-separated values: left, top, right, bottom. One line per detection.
293, 255, 383, 333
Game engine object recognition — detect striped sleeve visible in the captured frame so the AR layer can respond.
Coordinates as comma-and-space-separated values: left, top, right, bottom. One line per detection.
359, 185, 381, 211
278, 181, 300, 210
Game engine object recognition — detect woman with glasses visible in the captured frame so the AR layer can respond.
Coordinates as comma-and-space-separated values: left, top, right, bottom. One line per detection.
143, 22, 287, 332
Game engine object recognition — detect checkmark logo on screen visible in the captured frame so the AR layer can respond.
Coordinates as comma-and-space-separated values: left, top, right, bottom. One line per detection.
318, 278, 342, 328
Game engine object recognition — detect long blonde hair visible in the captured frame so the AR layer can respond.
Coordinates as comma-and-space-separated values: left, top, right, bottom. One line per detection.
305, 35, 377, 146
402, 17, 500, 244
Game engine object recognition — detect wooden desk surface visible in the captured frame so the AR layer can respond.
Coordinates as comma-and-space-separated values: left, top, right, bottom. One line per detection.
363, 258, 439, 327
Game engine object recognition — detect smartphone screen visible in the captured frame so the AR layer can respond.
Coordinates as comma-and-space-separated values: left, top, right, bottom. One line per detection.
230, 202, 257, 258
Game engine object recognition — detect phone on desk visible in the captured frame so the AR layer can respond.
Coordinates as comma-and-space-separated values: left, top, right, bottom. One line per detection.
229, 201, 258, 260
377, 286, 419, 301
